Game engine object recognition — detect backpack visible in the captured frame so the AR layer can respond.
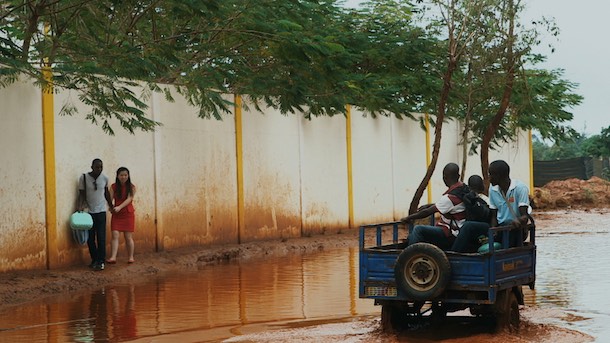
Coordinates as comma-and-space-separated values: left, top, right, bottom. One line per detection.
449, 185, 491, 223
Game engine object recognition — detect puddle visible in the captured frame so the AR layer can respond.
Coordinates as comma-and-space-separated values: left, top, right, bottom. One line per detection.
0, 210, 609, 342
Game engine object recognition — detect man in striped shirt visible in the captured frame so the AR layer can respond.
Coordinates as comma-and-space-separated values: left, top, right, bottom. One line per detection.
401, 163, 467, 250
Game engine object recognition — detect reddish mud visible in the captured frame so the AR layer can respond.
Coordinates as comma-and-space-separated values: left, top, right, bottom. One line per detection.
0, 178, 608, 342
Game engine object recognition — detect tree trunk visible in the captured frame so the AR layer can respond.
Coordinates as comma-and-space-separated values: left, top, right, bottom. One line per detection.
460, 113, 471, 182
461, 60, 476, 182
480, 0, 516, 187
408, 60, 457, 214
480, 72, 514, 187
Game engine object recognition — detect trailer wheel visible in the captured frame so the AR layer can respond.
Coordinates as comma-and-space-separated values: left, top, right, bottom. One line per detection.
394, 243, 451, 301
381, 304, 401, 332
430, 302, 448, 322
494, 289, 520, 332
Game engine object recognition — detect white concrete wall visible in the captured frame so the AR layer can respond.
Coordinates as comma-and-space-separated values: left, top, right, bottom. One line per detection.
299, 115, 349, 235
152, 93, 238, 249
241, 106, 302, 240
0, 79, 46, 270
350, 112, 395, 225
0, 79, 533, 272
391, 114, 432, 219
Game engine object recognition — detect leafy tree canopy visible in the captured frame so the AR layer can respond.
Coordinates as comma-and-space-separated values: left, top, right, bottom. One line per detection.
0, 0, 383, 133
0, 0, 584, 145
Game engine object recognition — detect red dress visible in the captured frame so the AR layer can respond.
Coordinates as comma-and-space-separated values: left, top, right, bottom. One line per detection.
111, 183, 135, 232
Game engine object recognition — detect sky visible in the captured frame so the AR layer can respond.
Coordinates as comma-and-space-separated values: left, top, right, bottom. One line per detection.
343, 0, 610, 137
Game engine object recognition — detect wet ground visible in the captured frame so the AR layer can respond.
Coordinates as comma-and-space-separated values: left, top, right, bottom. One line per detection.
0, 209, 607, 342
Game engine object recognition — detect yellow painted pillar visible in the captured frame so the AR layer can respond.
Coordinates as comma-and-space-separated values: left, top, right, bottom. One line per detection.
425, 113, 433, 203
346, 105, 354, 230
234, 95, 245, 243
42, 64, 58, 269
527, 129, 534, 196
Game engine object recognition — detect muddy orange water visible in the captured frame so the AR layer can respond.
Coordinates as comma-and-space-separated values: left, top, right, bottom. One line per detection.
0, 210, 607, 342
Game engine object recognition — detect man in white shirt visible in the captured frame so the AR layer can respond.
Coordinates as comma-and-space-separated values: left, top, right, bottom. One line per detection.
79, 158, 113, 271
401, 163, 467, 250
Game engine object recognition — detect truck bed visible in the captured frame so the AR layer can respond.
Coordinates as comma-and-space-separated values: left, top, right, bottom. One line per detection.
359, 221, 536, 305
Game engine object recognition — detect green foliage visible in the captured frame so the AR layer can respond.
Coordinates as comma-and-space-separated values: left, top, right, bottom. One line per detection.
581, 126, 610, 158
533, 127, 610, 161
337, 0, 443, 118
533, 134, 585, 160
436, 0, 582, 163
0, 0, 376, 133
0, 0, 585, 141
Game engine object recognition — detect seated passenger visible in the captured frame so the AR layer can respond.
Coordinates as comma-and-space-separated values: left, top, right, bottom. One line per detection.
450, 175, 491, 252
451, 161, 532, 252
488, 160, 532, 247
400, 163, 466, 251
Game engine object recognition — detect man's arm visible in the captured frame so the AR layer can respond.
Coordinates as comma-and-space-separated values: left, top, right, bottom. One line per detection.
515, 205, 530, 227
401, 205, 438, 223
489, 209, 498, 227
77, 175, 86, 211
78, 189, 86, 211
105, 186, 114, 213
514, 184, 531, 228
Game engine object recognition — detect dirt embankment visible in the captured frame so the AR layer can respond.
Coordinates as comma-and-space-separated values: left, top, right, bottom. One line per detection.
533, 177, 610, 209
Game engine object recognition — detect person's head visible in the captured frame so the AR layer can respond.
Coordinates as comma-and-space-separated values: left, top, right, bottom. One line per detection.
468, 175, 485, 193
116, 167, 131, 184
90, 159, 103, 178
115, 167, 133, 196
442, 163, 460, 187
488, 160, 510, 186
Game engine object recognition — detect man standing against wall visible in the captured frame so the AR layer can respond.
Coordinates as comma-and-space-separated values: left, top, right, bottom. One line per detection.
79, 158, 113, 271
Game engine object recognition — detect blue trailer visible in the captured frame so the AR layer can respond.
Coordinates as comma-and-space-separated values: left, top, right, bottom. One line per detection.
359, 219, 536, 332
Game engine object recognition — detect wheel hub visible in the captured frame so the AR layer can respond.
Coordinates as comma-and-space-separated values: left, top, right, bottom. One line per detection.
406, 256, 439, 290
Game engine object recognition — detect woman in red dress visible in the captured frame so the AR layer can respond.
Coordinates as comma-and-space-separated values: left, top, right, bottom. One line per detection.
107, 167, 136, 264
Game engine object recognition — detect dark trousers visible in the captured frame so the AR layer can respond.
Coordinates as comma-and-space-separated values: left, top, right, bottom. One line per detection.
87, 212, 107, 264
451, 221, 490, 252
495, 221, 526, 248
407, 225, 453, 250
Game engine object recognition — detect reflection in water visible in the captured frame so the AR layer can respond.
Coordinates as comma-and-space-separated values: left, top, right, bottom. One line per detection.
1, 221, 610, 342
110, 285, 137, 340
88, 288, 110, 341
0, 247, 375, 342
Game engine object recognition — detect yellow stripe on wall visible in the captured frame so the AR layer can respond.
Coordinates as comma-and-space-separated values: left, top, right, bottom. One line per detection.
42, 66, 58, 269
234, 94, 245, 243
346, 105, 354, 229
527, 129, 534, 196
425, 113, 432, 204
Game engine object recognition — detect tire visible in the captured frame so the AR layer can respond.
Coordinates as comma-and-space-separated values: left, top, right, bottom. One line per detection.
494, 289, 520, 333
430, 302, 448, 322
381, 304, 400, 332
394, 243, 451, 301
380, 302, 423, 332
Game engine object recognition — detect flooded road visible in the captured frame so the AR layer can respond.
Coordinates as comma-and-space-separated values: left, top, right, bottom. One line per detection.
529, 211, 610, 340
0, 210, 607, 342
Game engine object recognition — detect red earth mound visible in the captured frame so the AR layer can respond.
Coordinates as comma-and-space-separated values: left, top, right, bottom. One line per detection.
533, 177, 610, 209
